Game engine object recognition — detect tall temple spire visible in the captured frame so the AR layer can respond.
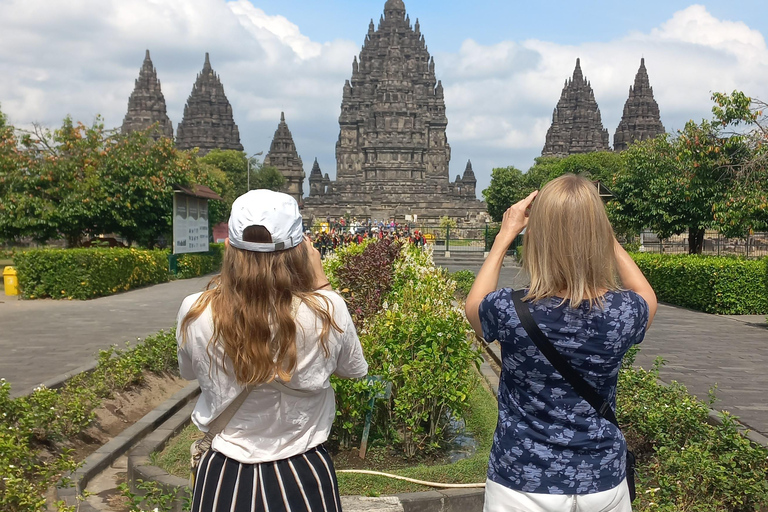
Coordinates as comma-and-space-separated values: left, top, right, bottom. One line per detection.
308, 158, 324, 197
263, 112, 305, 204
541, 58, 610, 157
121, 50, 174, 139
614, 58, 665, 151
302, 0, 486, 224
176, 53, 243, 156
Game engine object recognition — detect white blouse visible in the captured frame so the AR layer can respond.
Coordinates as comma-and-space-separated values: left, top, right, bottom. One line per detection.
176, 289, 368, 463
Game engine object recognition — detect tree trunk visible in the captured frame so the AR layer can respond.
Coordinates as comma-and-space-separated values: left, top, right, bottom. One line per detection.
688, 227, 705, 254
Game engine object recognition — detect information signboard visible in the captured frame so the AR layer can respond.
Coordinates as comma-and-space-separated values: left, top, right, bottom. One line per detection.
173, 194, 210, 254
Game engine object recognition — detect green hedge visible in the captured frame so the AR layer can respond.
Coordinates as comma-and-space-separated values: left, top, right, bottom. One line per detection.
14, 248, 169, 300
176, 243, 224, 279
631, 253, 768, 315
619, 351, 768, 510
0, 330, 178, 512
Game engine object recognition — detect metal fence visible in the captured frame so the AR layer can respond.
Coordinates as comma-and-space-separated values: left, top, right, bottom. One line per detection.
411, 226, 489, 253
638, 230, 768, 258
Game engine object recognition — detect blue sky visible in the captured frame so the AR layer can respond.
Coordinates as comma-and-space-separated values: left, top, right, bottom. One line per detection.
253, 0, 768, 48
1, 0, 767, 196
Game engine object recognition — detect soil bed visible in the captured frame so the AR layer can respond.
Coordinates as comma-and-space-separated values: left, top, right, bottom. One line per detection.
153, 375, 498, 497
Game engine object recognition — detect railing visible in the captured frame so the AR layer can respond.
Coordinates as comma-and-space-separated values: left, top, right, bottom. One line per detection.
639, 230, 768, 258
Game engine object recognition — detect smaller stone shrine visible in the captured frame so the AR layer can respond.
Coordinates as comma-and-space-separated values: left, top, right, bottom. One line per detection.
614, 58, 665, 151
176, 53, 243, 156
542, 58, 610, 157
263, 112, 305, 205
121, 50, 174, 139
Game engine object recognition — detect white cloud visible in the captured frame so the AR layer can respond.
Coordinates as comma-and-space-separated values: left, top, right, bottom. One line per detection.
0, 2, 766, 196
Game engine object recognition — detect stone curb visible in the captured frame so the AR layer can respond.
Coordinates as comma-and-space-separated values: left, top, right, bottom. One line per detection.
16, 359, 99, 398
126, 388, 489, 512
479, 336, 768, 450
55, 381, 201, 511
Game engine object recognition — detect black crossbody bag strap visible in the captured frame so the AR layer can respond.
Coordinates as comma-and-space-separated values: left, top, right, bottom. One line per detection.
510, 289, 619, 427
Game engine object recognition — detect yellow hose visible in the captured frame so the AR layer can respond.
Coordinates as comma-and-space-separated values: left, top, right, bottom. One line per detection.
337, 469, 486, 488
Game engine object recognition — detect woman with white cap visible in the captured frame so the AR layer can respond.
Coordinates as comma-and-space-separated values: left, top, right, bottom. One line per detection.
177, 190, 368, 512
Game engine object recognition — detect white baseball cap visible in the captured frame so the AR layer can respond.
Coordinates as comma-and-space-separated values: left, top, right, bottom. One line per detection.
228, 190, 304, 252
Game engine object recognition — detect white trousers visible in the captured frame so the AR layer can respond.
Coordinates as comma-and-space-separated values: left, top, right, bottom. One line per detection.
484, 478, 632, 512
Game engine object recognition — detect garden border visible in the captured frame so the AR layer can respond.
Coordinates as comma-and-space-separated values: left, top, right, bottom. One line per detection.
55, 340, 768, 512
55, 382, 200, 511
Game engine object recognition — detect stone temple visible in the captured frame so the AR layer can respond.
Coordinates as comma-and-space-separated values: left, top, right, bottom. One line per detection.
263, 112, 305, 205
302, 0, 486, 225
541, 59, 610, 157
176, 53, 243, 156
614, 58, 665, 151
121, 50, 174, 139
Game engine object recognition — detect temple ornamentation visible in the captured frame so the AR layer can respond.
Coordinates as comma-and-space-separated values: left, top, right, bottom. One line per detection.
176, 53, 243, 156
301, 0, 486, 224
121, 50, 174, 139
263, 112, 305, 205
542, 59, 610, 157
614, 58, 665, 151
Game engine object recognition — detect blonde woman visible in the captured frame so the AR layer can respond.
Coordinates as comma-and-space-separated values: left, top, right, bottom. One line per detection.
466, 174, 657, 512
177, 190, 368, 512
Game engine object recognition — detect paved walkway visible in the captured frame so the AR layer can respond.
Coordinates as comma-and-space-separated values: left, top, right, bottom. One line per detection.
0, 276, 212, 396
2, 260, 767, 438
439, 257, 768, 438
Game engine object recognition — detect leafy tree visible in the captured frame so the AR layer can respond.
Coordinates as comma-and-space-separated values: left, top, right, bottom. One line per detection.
482, 152, 623, 222
199, 149, 248, 198
482, 166, 528, 222
250, 164, 286, 192
610, 95, 755, 253
438, 215, 457, 229
710, 91, 768, 234
0, 116, 230, 247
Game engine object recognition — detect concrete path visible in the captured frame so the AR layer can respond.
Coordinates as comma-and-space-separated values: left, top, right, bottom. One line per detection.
0, 275, 213, 396
438, 257, 768, 438
2, 257, 767, 438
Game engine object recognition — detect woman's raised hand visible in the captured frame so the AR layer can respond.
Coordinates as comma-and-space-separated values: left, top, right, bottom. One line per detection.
304, 235, 330, 289
497, 190, 539, 246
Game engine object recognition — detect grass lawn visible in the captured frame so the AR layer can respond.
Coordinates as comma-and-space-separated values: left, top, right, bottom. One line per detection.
152, 373, 497, 496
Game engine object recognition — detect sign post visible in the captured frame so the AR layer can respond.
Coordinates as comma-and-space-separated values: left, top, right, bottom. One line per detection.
171, 184, 224, 270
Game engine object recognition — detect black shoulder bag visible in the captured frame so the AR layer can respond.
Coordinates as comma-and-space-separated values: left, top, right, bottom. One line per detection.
510, 289, 636, 501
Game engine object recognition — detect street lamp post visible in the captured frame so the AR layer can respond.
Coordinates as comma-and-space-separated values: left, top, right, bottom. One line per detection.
247, 151, 264, 191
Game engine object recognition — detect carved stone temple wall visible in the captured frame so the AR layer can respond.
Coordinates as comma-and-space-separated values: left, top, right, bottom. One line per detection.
121, 50, 174, 139
175, 53, 243, 156
541, 59, 611, 157
301, 0, 486, 225
614, 58, 665, 152
263, 112, 305, 205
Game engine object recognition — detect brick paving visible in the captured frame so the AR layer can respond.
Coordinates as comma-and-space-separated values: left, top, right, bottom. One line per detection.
2, 256, 767, 438
0, 275, 213, 396
436, 255, 768, 437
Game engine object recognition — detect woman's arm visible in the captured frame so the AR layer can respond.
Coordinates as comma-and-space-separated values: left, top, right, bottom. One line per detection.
614, 239, 658, 329
465, 191, 538, 338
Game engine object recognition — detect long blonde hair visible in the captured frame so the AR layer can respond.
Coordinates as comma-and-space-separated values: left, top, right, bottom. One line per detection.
181, 226, 341, 385
523, 173, 620, 308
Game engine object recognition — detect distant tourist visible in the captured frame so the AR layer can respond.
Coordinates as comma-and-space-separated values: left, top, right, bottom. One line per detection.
177, 190, 368, 512
466, 174, 657, 511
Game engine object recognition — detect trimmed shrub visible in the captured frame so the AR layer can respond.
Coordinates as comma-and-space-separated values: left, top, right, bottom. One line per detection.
14, 248, 169, 300
619, 356, 768, 511
334, 238, 401, 323
330, 242, 481, 457
451, 269, 475, 299
176, 243, 225, 279
0, 329, 178, 512
631, 253, 768, 315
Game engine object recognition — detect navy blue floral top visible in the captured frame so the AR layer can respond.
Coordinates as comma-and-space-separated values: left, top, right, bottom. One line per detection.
479, 288, 649, 495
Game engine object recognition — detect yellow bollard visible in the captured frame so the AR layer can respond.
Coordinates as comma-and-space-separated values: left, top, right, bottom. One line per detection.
3, 266, 19, 296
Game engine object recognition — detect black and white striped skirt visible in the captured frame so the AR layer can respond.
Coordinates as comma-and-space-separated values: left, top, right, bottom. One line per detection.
191, 445, 342, 512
